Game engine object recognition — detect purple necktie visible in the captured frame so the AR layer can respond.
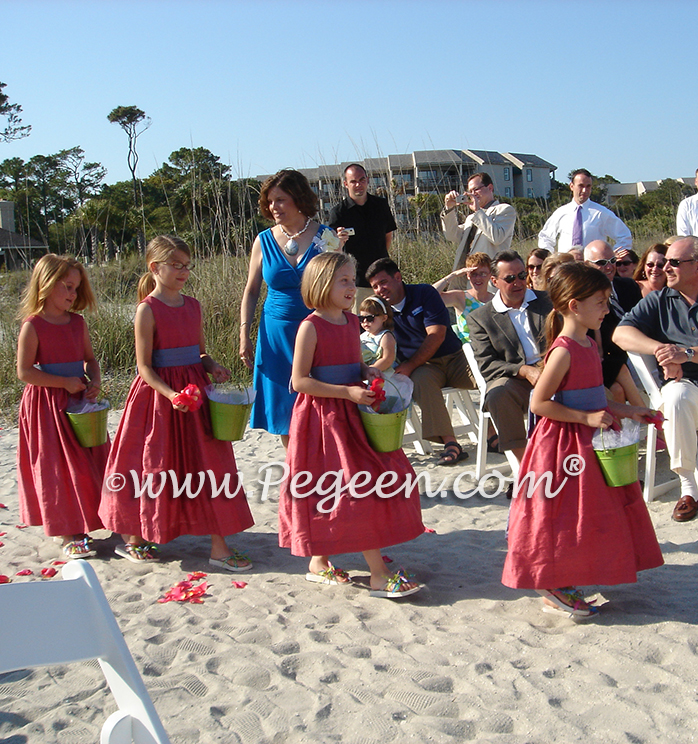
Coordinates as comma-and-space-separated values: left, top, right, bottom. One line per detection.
571, 204, 583, 247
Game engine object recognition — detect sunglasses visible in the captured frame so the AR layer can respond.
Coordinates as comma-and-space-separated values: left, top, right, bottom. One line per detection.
666, 258, 697, 268
158, 261, 194, 271
590, 257, 617, 267
500, 271, 527, 284
527, 264, 543, 271
358, 315, 376, 323
616, 260, 635, 267
645, 261, 666, 269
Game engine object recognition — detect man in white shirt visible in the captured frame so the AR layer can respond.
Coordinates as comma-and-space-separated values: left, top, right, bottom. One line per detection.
468, 251, 552, 464
676, 169, 698, 236
442, 172, 516, 289
538, 169, 632, 254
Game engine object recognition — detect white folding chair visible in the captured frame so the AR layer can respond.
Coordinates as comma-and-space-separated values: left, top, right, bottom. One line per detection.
0, 560, 170, 744
462, 342, 520, 480
627, 352, 682, 503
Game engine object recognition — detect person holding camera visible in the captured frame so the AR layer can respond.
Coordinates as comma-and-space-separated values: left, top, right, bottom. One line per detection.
441, 172, 516, 290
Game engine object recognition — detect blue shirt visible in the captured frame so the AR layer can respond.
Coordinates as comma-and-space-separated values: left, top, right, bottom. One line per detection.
391, 283, 462, 361
618, 286, 698, 383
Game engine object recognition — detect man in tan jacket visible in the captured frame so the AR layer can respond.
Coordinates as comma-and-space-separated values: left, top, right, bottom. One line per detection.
442, 172, 516, 289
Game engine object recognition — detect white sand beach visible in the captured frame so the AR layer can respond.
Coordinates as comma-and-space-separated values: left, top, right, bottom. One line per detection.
1, 411, 697, 744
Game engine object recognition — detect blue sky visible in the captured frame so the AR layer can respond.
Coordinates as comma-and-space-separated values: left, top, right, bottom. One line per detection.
2, 0, 696, 186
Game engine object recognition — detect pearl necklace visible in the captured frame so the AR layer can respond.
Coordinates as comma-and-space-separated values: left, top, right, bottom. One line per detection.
279, 217, 312, 256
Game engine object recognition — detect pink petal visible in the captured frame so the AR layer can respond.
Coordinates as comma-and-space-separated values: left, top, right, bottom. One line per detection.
50, 560, 67, 566
15, 524, 28, 529
0, 503, 7, 509
231, 581, 247, 589
0, 542, 3, 548
41, 567, 58, 577
424, 527, 436, 533
382, 555, 393, 563
0, 575, 11, 584
0, 531, 6, 537
16, 569, 33, 576
187, 571, 207, 580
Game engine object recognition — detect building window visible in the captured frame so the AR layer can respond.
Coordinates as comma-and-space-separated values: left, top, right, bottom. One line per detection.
504, 167, 511, 181
527, 188, 534, 198
526, 168, 533, 182
505, 187, 512, 198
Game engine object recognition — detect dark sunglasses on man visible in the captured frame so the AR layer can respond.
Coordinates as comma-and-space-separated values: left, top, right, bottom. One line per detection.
666, 258, 697, 268
500, 271, 527, 284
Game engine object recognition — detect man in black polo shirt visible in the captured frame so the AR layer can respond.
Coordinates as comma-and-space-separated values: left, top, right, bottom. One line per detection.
330, 163, 397, 308
367, 258, 475, 465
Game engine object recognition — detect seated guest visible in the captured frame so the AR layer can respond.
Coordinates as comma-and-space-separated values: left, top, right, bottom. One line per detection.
634, 243, 667, 297
614, 236, 698, 522
584, 240, 644, 405
367, 258, 475, 466
615, 248, 640, 280
525, 248, 550, 291
468, 250, 552, 464
432, 252, 493, 343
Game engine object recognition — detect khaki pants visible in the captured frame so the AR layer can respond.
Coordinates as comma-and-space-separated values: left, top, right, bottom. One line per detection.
411, 350, 475, 442
661, 379, 698, 472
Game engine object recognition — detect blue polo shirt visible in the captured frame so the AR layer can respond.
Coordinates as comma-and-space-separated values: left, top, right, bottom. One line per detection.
618, 286, 698, 383
392, 283, 463, 361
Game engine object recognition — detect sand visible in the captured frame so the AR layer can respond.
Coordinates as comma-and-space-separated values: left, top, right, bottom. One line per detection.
1, 409, 698, 744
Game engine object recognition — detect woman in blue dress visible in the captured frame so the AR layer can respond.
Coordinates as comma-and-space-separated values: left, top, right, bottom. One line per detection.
240, 170, 342, 446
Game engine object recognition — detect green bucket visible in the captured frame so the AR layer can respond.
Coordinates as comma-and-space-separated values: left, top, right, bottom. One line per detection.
66, 404, 109, 448
359, 407, 408, 452
594, 442, 639, 487
209, 399, 252, 441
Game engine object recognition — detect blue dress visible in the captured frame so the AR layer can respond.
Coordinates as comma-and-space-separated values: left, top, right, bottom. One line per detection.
250, 225, 325, 435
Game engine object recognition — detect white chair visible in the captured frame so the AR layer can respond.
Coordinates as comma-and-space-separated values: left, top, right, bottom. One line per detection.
627, 351, 681, 503
462, 342, 520, 480
402, 387, 480, 455
0, 560, 170, 744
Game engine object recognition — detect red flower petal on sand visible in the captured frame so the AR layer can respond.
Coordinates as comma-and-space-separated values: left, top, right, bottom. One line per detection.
51, 560, 67, 566
0, 542, 3, 548
159, 578, 208, 604
41, 567, 58, 577
15, 524, 28, 529
0, 531, 7, 536
424, 527, 436, 533
231, 581, 247, 589
0, 503, 7, 509
382, 555, 394, 564
16, 569, 33, 576
187, 571, 207, 581
0, 575, 11, 584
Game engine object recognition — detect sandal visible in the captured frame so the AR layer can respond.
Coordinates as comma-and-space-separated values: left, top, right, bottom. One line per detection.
209, 549, 252, 572
437, 441, 469, 466
62, 537, 97, 559
369, 569, 423, 598
537, 587, 598, 621
305, 563, 352, 585
115, 542, 160, 563
487, 434, 500, 453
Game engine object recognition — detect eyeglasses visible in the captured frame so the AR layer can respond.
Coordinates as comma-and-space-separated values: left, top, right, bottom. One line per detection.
159, 261, 194, 271
616, 260, 635, 267
666, 258, 697, 268
500, 271, 527, 284
645, 261, 666, 269
469, 270, 491, 278
590, 257, 617, 267
527, 264, 543, 271
358, 315, 376, 323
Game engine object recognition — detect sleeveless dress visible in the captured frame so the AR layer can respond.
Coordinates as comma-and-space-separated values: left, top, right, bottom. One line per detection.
99, 295, 254, 544
360, 328, 396, 376
502, 336, 663, 589
250, 225, 325, 435
455, 294, 485, 343
278, 312, 425, 556
17, 314, 107, 536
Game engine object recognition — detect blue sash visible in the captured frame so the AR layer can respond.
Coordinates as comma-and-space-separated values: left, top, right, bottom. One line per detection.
37, 361, 83, 377
310, 363, 361, 385
151, 345, 201, 368
554, 384, 607, 411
